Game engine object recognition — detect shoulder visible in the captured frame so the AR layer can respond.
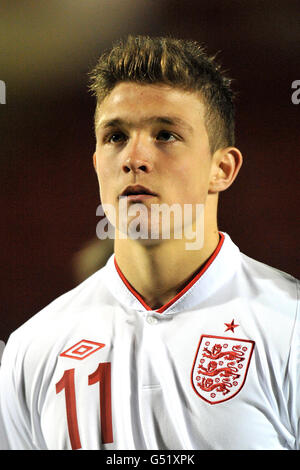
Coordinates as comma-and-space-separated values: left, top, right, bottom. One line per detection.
240, 251, 298, 296
221, 233, 299, 304
237, 249, 299, 323
2, 258, 115, 368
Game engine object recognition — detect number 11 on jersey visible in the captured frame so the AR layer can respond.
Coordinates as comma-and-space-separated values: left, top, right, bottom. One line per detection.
56, 362, 113, 449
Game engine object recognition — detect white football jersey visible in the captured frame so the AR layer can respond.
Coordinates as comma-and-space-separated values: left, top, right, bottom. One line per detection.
0, 232, 299, 450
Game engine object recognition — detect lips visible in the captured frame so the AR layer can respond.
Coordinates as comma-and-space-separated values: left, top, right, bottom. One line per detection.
119, 184, 158, 198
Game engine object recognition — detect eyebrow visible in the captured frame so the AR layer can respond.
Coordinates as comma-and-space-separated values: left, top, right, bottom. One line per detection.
97, 116, 194, 134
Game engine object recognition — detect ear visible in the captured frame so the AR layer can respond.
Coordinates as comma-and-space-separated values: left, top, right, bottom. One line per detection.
208, 147, 243, 194
93, 152, 97, 172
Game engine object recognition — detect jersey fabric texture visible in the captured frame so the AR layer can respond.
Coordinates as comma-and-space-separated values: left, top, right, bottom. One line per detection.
0, 232, 299, 450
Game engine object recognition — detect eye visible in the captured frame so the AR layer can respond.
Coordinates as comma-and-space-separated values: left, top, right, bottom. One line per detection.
156, 130, 177, 142
106, 131, 127, 144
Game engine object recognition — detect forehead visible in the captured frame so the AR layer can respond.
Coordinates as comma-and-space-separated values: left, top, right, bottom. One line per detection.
95, 82, 206, 131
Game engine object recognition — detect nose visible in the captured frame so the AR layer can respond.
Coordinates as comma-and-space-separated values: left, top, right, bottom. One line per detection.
122, 134, 154, 174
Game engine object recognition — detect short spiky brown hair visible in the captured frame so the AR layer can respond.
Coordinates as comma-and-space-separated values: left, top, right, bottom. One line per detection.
88, 35, 236, 154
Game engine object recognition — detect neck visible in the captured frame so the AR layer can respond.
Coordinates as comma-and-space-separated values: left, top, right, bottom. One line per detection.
114, 212, 220, 310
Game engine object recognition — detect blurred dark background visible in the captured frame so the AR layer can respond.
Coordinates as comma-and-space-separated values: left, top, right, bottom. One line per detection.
1, 0, 299, 343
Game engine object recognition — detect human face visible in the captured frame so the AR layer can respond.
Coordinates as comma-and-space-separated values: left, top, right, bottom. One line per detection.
93, 82, 215, 241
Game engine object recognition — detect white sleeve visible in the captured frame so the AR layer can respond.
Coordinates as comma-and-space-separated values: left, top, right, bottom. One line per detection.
0, 334, 37, 450
294, 280, 300, 449
288, 279, 300, 450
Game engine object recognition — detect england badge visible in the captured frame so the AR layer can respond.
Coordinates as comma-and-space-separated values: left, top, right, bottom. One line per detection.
191, 335, 255, 404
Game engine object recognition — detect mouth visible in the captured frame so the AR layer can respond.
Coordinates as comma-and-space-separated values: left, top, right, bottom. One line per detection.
119, 184, 158, 202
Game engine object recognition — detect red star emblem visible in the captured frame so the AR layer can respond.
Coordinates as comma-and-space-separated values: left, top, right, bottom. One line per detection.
224, 319, 239, 333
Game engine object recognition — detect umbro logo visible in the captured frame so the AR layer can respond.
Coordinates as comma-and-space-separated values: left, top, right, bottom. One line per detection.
60, 339, 106, 360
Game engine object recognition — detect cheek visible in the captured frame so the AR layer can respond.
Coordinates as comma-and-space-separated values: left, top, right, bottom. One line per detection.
95, 154, 113, 184
98, 166, 110, 186
169, 160, 211, 204
94, 156, 112, 202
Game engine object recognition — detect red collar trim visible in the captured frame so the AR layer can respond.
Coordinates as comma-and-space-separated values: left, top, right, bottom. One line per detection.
114, 232, 225, 313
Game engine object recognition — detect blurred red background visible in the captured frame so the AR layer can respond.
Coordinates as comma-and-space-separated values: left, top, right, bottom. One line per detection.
1, 0, 299, 343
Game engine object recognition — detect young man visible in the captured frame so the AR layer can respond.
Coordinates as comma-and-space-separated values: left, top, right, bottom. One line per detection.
0, 36, 299, 450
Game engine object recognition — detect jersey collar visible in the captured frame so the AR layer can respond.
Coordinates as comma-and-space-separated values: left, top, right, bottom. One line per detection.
101, 232, 241, 315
